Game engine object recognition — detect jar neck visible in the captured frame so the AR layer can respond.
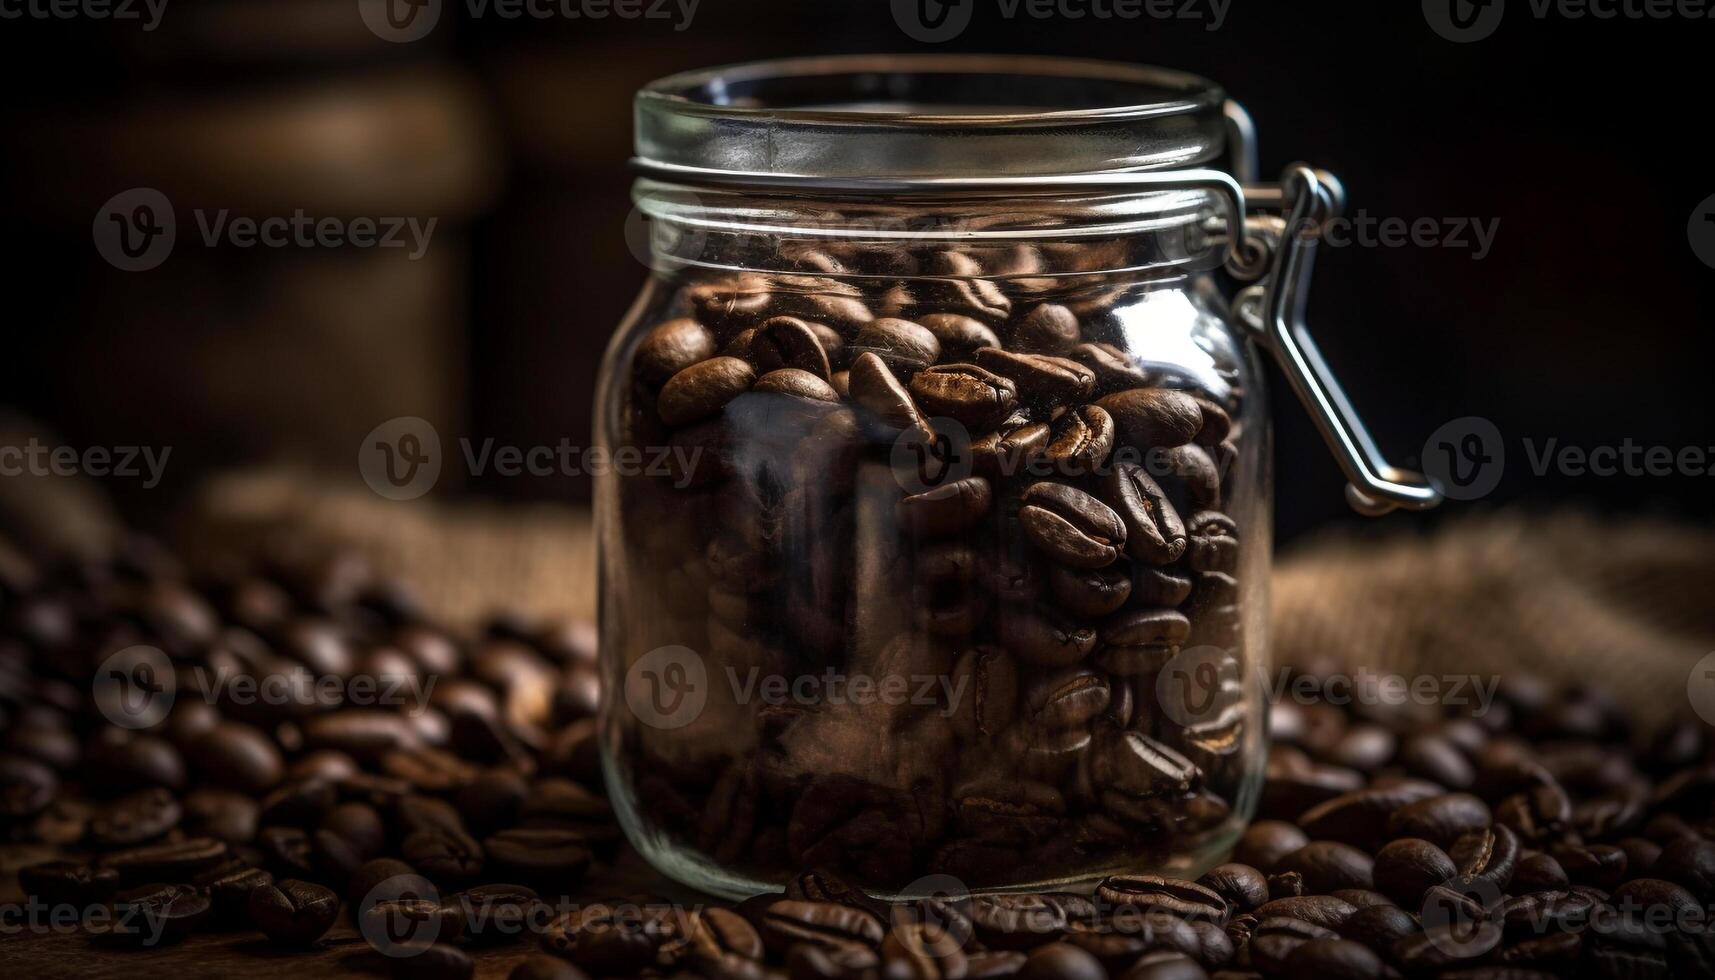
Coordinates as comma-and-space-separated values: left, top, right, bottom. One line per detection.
633, 181, 1228, 281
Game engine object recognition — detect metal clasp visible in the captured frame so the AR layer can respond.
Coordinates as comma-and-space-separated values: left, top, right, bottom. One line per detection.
1226, 104, 1443, 517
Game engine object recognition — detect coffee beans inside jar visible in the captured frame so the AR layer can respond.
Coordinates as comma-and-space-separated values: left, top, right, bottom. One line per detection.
603, 248, 1266, 895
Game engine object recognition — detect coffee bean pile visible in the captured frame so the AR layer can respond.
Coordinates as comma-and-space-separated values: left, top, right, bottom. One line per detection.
544, 679, 1715, 980
612, 265, 1254, 891
0, 537, 610, 975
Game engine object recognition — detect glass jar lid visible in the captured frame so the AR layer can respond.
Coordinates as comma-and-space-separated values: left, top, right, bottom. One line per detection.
634, 54, 1228, 181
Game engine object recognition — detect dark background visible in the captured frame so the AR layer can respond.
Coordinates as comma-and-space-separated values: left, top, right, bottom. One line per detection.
1, 0, 1710, 547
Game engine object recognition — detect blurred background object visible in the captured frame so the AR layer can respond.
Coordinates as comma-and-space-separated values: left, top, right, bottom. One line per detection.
0, 0, 1710, 550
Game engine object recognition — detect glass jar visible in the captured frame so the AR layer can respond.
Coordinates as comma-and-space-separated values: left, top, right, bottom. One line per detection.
596, 55, 1439, 899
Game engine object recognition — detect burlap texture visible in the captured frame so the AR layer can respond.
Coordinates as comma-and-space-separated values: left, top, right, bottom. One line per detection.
184, 472, 1715, 721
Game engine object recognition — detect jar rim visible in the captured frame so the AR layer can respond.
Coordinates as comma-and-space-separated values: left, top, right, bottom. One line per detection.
635, 54, 1229, 180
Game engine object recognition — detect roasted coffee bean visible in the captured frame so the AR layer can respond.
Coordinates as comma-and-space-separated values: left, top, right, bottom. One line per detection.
1373, 838, 1458, 906
541, 906, 668, 974
1391, 923, 1502, 975
19, 860, 119, 907
1615, 836, 1662, 876
849, 352, 933, 442
484, 828, 593, 884
1297, 780, 1444, 850
1092, 731, 1198, 799
910, 363, 1019, 432
97, 882, 212, 946
184, 721, 284, 795
755, 368, 840, 402
1269, 871, 1306, 900
1399, 734, 1476, 790
1547, 841, 1628, 890
973, 419, 1053, 476
1249, 916, 1340, 975
1009, 304, 1081, 353
898, 477, 995, 537
947, 647, 1020, 739
1125, 950, 1208, 980
1494, 783, 1571, 844
1387, 792, 1492, 847
366, 897, 468, 953
784, 869, 890, 923
1102, 462, 1186, 565
1067, 342, 1148, 393
1097, 875, 1227, 922
973, 348, 1095, 406
402, 828, 485, 883
761, 899, 885, 952
1198, 863, 1270, 913
203, 865, 275, 926
182, 787, 259, 844
1095, 388, 1202, 449
1280, 937, 1383, 980
449, 883, 546, 943
1448, 825, 1520, 889
1023, 668, 1111, 731
1019, 482, 1125, 568
1235, 820, 1312, 874
1153, 444, 1222, 513
103, 836, 229, 884
636, 318, 716, 384
1047, 562, 1132, 618
881, 920, 967, 980
1654, 837, 1715, 900
1509, 851, 1569, 893
1096, 608, 1190, 676
658, 357, 757, 426
1337, 903, 1419, 953
958, 893, 1068, 950
1263, 747, 1338, 804
954, 778, 1065, 844
751, 317, 833, 379
1251, 895, 1358, 930
395, 942, 475, 980
249, 877, 339, 946
996, 605, 1099, 667
1184, 511, 1238, 573
1329, 889, 1395, 910
1276, 842, 1376, 893
1018, 941, 1106, 980
454, 768, 529, 834
1041, 406, 1115, 475
917, 313, 1001, 359
851, 318, 941, 376
88, 786, 182, 847
784, 941, 880, 980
